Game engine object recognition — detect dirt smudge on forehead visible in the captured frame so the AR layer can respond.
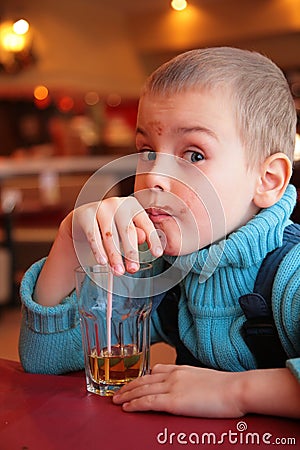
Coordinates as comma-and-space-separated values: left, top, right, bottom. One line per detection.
148, 120, 164, 136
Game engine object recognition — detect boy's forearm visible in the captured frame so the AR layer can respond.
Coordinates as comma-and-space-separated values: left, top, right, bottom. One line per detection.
34, 224, 79, 306
239, 367, 300, 418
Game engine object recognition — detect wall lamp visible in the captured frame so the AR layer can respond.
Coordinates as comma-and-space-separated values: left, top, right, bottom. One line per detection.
0, 18, 36, 74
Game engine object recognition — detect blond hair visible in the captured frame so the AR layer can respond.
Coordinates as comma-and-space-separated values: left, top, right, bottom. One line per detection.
141, 47, 296, 168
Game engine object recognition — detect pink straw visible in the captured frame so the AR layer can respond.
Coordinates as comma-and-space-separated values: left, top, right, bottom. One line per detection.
106, 269, 113, 354
105, 269, 113, 381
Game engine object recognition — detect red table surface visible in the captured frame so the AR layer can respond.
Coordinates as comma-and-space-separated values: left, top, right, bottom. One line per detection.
0, 358, 299, 450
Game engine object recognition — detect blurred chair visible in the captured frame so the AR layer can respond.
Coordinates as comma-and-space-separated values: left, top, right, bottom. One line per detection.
0, 209, 16, 305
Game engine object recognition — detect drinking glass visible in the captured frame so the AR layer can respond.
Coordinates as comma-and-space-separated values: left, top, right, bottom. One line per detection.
75, 263, 153, 396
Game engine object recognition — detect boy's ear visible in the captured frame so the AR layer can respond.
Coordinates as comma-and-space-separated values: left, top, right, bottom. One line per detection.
253, 152, 292, 208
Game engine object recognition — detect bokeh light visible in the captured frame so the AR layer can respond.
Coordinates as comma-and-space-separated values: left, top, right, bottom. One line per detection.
13, 19, 29, 35
84, 91, 100, 106
58, 96, 74, 113
34, 85, 49, 101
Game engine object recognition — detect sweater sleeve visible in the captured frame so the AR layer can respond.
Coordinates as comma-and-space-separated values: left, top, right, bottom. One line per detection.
272, 243, 300, 383
19, 258, 84, 374
286, 358, 300, 382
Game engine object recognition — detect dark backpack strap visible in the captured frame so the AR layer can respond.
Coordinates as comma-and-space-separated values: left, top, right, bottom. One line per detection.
254, 223, 300, 302
239, 223, 300, 369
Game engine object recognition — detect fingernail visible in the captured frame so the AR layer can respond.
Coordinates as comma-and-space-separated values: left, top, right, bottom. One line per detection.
114, 264, 125, 275
97, 255, 107, 265
153, 246, 163, 257
127, 262, 139, 273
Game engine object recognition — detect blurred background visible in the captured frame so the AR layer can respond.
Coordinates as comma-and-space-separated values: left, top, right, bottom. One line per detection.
0, 0, 299, 362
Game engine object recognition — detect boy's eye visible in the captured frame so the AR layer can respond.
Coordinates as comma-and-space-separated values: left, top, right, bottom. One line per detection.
138, 150, 156, 161
184, 151, 204, 163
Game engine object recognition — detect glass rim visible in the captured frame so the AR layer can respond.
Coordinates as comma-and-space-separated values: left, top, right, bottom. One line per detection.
74, 262, 153, 275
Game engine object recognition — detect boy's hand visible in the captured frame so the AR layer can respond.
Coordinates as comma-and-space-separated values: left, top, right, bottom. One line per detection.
113, 364, 300, 418
113, 364, 245, 418
72, 196, 163, 274
34, 196, 163, 306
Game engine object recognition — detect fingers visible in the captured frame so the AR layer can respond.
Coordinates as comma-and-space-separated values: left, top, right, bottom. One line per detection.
113, 199, 142, 272
113, 365, 184, 403
96, 197, 163, 272
133, 213, 164, 258
115, 372, 165, 396
117, 222, 140, 273
114, 197, 163, 265
73, 197, 163, 273
151, 363, 179, 374
96, 203, 125, 274
136, 227, 146, 245
112, 365, 195, 414
113, 372, 170, 412
73, 203, 108, 265
121, 393, 171, 413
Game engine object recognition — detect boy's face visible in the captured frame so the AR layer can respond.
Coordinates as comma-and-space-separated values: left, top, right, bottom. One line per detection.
134, 89, 260, 255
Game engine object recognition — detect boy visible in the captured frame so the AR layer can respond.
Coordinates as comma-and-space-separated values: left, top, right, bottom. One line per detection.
19, 47, 300, 418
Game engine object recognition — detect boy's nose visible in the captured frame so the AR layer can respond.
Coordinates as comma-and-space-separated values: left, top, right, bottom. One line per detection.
145, 167, 172, 192
145, 153, 175, 191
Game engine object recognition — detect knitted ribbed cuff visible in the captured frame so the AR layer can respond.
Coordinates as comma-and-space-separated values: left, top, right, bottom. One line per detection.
286, 358, 300, 383
20, 258, 79, 334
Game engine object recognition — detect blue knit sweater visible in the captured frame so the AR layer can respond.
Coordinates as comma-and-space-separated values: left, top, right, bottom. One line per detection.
19, 185, 300, 381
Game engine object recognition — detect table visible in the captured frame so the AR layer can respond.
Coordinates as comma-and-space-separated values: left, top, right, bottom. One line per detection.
0, 359, 299, 450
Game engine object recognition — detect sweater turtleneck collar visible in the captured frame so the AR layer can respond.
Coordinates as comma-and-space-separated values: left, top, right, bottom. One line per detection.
164, 185, 296, 280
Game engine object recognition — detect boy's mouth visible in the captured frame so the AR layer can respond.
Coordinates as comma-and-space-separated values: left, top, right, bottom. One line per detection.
146, 207, 173, 223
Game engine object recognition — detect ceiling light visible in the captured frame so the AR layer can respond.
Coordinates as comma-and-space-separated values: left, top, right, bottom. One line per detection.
171, 0, 188, 12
